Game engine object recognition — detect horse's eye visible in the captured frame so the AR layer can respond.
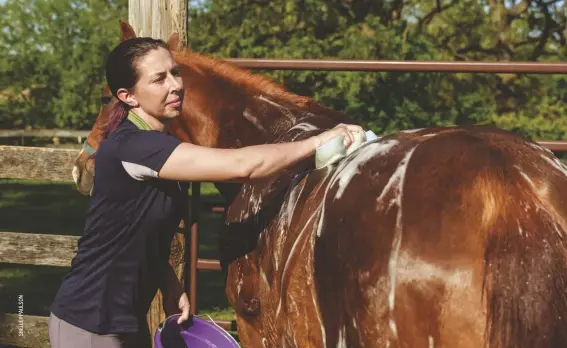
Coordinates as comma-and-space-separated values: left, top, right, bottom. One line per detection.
101, 96, 112, 105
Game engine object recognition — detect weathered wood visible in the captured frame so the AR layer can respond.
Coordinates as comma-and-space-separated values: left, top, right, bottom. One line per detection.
0, 129, 89, 138
0, 313, 50, 348
0, 146, 78, 182
0, 230, 219, 270
0, 232, 79, 267
128, 0, 188, 49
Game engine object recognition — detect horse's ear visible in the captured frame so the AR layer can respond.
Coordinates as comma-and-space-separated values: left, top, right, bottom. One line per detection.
119, 19, 137, 42
167, 33, 184, 52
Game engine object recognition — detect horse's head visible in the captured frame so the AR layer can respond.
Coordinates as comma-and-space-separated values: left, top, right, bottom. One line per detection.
72, 21, 187, 195
167, 45, 352, 150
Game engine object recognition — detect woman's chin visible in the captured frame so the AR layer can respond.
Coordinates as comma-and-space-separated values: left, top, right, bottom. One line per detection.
163, 110, 181, 119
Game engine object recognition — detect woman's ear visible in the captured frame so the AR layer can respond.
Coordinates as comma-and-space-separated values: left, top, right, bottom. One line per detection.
116, 88, 139, 108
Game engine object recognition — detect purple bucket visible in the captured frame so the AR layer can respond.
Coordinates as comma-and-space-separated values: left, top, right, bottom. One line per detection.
154, 314, 239, 348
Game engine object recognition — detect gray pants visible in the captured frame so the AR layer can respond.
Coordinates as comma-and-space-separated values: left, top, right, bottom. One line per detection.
48, 312, 152, 348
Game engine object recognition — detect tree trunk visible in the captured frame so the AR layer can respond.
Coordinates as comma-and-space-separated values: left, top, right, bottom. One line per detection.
128, 0, 187, 50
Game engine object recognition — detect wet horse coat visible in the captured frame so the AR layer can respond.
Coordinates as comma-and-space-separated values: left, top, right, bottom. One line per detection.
74, 22, 567, 348
217, 98, 567, 347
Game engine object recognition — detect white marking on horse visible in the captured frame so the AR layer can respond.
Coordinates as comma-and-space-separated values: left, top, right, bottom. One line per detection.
541, 154, 567, 177
528, 141, 554, 156
335, 140, 398, 200
396, 251, 473, 286
72, 164, 81, 184
336, 325, 347, 348
429, 335, 435, 348
316, 140, 399, 237
243, 109, 269, 134
250, 194, 263, 215
515, 165, 535, 187
375, 146, 417, 340
286, 180, 306, 228
289, 122, 318, 133
277, 207, 321, 317
260, 269, 269, 287
400, 128, 424, 133
236, 276, 243, 296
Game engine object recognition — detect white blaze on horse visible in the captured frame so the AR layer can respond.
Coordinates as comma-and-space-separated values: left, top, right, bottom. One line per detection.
73, 21, 567, 348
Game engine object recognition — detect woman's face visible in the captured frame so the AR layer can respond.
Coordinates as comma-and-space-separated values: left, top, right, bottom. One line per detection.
131, 47, 184, 120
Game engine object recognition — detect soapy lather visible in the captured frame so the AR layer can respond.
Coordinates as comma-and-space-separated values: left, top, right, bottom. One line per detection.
315, 130, 379, 169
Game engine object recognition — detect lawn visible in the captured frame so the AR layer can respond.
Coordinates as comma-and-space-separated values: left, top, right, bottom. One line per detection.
0, 179, 235, 324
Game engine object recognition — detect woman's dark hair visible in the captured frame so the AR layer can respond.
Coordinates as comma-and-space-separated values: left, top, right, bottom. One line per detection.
104, 37, 168, 135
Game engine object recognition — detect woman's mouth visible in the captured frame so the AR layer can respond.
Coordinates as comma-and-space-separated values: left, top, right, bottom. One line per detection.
167, 99, 181, 108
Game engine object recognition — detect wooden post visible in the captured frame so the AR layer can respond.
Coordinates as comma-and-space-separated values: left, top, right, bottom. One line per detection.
128, 0, 187, 50
127, 1, 188, 345
188, 182, 201, 314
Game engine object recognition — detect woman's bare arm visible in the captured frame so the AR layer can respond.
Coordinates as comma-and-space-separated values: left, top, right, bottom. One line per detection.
159, 124, 364, 182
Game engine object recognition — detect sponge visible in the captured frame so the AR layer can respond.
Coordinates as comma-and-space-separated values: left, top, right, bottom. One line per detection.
315, 130, 379, 169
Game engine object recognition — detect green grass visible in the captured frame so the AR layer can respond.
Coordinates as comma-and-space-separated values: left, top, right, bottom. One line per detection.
0, 179, 235, 323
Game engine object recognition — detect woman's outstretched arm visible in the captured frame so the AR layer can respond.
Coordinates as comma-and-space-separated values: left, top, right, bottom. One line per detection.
158, 124, 364, 182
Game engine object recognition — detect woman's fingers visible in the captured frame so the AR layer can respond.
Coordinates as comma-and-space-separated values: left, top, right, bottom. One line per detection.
332, 124, 364, 148
176, 293, 191, 324
312, 123, 365, 150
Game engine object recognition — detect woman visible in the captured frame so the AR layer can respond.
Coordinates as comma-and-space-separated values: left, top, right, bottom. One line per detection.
48, 37, 363, 348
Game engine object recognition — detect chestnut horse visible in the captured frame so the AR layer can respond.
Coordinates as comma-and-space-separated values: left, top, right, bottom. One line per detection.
73, 21, 567, 348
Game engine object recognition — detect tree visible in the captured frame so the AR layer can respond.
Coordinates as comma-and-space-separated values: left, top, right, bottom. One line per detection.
188, 0, 567, 140
0, 0, 127, 129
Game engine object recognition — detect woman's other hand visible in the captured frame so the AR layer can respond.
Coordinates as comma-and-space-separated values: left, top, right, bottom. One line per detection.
176, 292, 190, 324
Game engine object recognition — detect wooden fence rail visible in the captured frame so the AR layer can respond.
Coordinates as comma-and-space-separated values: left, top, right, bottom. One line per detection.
0, 129, 90, 138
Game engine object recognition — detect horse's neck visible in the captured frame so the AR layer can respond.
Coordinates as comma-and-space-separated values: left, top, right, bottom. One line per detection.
214, 94, 307, 149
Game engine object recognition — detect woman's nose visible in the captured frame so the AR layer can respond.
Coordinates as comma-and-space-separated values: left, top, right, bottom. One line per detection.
167, 74, 182, 91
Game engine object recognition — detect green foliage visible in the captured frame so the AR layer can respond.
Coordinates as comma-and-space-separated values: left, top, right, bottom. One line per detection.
0, 0, 127, 129
2, 0, 566, 140
189, 0, 567, 139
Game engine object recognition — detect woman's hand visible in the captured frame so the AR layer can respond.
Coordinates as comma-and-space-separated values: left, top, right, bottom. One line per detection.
312, 123, 365, 150
176, 292, 190, 324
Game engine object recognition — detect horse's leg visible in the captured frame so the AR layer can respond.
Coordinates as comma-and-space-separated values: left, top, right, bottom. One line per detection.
272, 205, 327, 347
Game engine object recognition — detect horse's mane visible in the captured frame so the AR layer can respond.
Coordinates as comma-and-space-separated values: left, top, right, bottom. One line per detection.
175, 49, 313, 108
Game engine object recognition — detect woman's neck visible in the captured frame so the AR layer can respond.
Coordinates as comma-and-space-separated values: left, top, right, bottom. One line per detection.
131, 107, 166, 132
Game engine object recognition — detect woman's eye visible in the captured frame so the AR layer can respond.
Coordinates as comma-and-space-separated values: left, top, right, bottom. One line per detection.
171, 68, 180, 76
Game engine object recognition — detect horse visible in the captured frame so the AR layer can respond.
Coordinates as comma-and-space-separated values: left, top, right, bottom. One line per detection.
72, 21, 567, 348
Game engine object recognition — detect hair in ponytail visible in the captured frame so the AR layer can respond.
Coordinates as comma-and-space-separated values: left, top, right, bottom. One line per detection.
104, 37, 168, 136
104, 101, 130, 136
